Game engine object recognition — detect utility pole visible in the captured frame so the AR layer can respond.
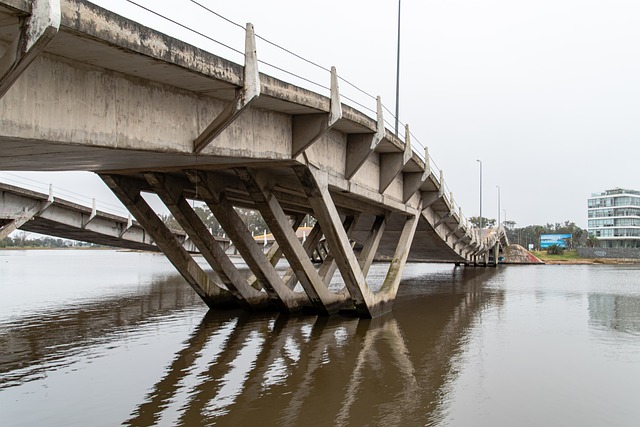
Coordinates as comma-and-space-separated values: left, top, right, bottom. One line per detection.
476, 159, 483, 230
394, 0, 401, 136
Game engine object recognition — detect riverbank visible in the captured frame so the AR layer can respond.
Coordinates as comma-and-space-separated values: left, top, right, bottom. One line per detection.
531, 250, 640, 265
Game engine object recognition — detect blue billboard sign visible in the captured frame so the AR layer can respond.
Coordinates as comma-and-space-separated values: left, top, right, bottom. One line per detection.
540, 233, 572, 249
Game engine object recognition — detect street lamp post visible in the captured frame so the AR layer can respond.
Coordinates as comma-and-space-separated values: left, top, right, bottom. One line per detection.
394, 0, 401, 136
496, 185, 501, 227
476, 159, 482, 230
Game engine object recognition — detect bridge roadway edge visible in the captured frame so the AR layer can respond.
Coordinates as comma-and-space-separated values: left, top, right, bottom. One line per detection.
0, 0, 508, 317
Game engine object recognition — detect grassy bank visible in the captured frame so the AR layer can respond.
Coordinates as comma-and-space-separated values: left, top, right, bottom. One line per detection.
531, 250, 639, 264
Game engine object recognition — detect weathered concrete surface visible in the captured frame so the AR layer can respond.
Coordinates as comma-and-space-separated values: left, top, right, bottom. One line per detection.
0, 0, 511, 315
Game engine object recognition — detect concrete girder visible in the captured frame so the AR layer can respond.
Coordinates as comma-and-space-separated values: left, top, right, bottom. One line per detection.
191, 170, 308, 312
0, 190, 52, 239
379, 124, 412, 194
0, 0, 60, 99
345, 96, 384, 179
143, 172, 271, 310
291, 67, 342, 157
236, 167, 350, 315
100, 173, 237, 310
193, 23, 260, 154
433, 210, 453, 229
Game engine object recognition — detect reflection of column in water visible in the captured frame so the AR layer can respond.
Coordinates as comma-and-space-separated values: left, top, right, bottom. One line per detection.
335, 317, 419, 427
211, 314, 359, 426
178, 312, 272, 425
124, 310, 235, 427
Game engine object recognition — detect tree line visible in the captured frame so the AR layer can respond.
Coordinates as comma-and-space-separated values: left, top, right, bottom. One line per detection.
0, 232, 98, 248
469, 216, 597, 249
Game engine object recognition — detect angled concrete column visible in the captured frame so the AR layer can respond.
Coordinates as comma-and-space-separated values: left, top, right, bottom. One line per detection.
281, 220, 324, 290
357, 215, 386, 277
237, 168, 350, 315
100, 174, 237, 309
294, 165, 376, 316
247, 214, 305, 290
371, 207, 421, 315
143, 172, 271, 310
192, 171, 307, 312
294, 165, 420, 317
318, 215, 356, 288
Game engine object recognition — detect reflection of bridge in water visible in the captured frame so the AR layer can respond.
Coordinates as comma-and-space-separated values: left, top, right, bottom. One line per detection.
0, 264, 504, 425
116, 269, 503, 426
0, 0, 508, 317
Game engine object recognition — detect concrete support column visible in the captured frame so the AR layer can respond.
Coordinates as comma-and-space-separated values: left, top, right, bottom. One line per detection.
236, 168, 349, 315
143, 172, 271, 310
100, 174, 237, 309
191, 171, 308, 312
294, 165, 376, 316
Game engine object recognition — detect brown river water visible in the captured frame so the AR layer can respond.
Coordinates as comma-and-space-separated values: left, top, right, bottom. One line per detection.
1, 250, 639, 426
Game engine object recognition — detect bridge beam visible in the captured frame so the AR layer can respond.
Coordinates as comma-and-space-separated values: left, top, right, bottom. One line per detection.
379, 124, 412, 194
192, 170, 308, 313
193, 23, 260, 154
403, 146, 429, 202
237, 167, 350, 315
0, 183, 53, 239
100, 174, 237, 310
0, 0, 60, 99
143, 172, 271, 310
291, 67, 342, 157
345, 96, 384, 179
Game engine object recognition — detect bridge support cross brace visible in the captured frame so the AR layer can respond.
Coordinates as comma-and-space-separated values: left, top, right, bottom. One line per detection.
143, 172, 271, 310
293, 165, 420, 318
191, 171, 308, 313
236, 168, 350, 315
99, 174, 237, 309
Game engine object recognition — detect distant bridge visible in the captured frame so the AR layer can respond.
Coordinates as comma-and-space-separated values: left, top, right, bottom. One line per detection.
0, 0, 508, 317
0, 181, 216, 252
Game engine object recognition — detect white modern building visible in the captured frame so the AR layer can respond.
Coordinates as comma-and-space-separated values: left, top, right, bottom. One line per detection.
588, 188, 640, 248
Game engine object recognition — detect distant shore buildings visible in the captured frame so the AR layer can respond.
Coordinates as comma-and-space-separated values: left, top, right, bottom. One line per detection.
587, 188, 640, 249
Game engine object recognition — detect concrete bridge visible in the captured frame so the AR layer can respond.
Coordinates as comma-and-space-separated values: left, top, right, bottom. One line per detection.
0, 181, 225, 252
0, 0, 508, 317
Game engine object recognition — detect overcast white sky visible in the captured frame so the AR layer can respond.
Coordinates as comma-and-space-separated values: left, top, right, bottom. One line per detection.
5, 0, 640, 228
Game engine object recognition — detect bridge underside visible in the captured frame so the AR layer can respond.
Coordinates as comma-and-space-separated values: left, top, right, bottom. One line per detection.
97, 165, 462, 318
0, 0, 507, 317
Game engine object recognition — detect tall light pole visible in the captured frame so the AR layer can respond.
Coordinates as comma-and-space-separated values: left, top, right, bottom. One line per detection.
476, 159, 482, 229
496, 185, 501, 227
394, 0, 401, 136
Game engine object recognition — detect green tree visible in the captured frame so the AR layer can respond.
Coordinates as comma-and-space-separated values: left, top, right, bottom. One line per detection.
469, 216, 496, 228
